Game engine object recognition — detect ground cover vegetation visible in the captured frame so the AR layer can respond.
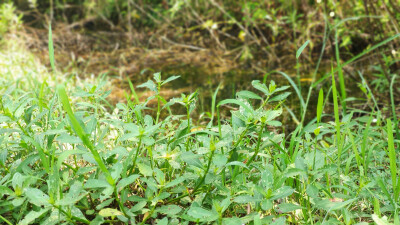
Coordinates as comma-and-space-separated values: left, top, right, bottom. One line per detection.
1, 1, 400, 225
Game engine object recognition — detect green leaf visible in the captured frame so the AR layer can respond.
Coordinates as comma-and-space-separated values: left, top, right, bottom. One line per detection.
99, 208, 123, 217
217, 99, 254, 114
212, 154, 228, 167
153, 72, 161, 83
296, 40, 310, 59
137, 80, 157, 92
156, 205, 182, 215
180, 152, 203, 169
306, 183, 319, 198
317, 88, 324, 123
157, 217, 168, 225
372, 214, 393, 225
19, 208, 50, 225
261, 169, 273, 190
56, 133, 82, 144
222, 217, 243, 225
236, 90, 262, 100
277, 203, 304, 213
271, 217, 286, 225
261, 199, 272, 210
130, 201, 147, 212
0, 186, 13, 196
137, 163, 153, 177
24, 188, 50, 207
233, 195, 259, 204
187, 207, 219, 222
57, 85, 114, 186
162, 75, 180, 85
84, 179, 111, 189
315, 198, 356, 211
117, 174, 140, 192
268, 92, 291, 102
251, 80, 270, 96
225, 161, 248, 169
270, 186, 294, 200
165, 176, 185, 188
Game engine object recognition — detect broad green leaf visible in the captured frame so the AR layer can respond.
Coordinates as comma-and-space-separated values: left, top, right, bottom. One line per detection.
19, 208, 50, 225
56, 133, 82, 144
157, 217, 168, 225
96, 198, 115, 210
277, 203, 304, 213
233, 195, 259, 204
0, 186, 13, 196
187, 206, 219, 222
165, 176, 185, 188
270, 186, 294, 200
130, 201, 147, 212
137, 163, 153, 177
222, 217, 243, 225
137, 80, 157, 92
212, 154, 228, 167
315, 198, 356, 211
268, 92, 291, 102
306, 183, 319, 198
153, 72, 161, 83
117, 174, 140, 192
24, 188, 50, 207
270, 217, 286, 225
180, 152, 203, 169
218, 99, 254, 114
261, 169, 273, 190
84, 179, 110, 189
251, 80, 270, 96
99, 208, 123, 217
372, 214, 393, 225
57, 182, 86, 205
261, 199, 272, 210
236, 90, 262, 100
156, 205, 182, 215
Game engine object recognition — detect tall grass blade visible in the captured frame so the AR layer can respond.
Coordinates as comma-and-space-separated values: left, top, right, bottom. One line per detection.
208, 84, 221, 128
335, 31, 346, 112
317, 88, 324, 123
296, 40, 310, 59
57, 85, 114, 185
331, 66, 342, 169
386, 119, 398, 201
48, 23, 56, 72
390, 75, 399, 140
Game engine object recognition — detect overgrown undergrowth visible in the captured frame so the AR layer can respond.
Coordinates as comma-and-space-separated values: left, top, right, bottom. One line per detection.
1, 30, 400, 225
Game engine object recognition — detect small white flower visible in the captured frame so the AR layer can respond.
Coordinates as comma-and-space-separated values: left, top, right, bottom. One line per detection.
372, 118, 377, 123
317, 0, 322, 3
329, 12, 335, 17
211, 23, 218, 30
392, 49, 397, 55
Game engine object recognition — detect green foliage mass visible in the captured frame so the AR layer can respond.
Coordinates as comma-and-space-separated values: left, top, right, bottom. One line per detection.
0, 36, 400, 224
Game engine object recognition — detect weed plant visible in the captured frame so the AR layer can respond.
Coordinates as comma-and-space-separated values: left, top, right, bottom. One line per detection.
1, 17, 400, 225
